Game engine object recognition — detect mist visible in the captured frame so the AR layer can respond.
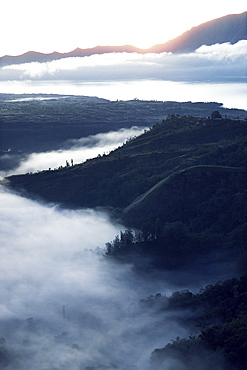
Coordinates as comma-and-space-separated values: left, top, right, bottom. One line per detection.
0, 126, 147, 178
1, 186, 207, 370
0, 173, 240, 369
1, 44, 244, 365
1, 41, 246, 83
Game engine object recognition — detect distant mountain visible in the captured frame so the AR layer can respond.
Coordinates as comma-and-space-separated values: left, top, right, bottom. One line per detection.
147, 11, 247, 53
0, 12, 246, 66
0, 45, 144, 67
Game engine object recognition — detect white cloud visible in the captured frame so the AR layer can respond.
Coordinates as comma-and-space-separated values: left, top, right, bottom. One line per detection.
195, 40, 247, 61
1, 41, 246, 83
0, 183, 236, 368
0, 186, 191, 369
1, 126, 146, 178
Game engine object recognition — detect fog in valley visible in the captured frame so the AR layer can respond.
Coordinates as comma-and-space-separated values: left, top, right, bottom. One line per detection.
1, 38, 245, 365
0, 112, 243, 368
0, 126, 147, 178
1, 183, 235, 370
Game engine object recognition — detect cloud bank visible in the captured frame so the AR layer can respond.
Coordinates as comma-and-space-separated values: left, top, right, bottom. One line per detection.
1, 41, 246, 83
0, 186, 197, 369
0, 184, 236, 369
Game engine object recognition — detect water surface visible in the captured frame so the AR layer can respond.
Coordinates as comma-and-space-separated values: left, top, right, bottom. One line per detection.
1, 79, 246, 109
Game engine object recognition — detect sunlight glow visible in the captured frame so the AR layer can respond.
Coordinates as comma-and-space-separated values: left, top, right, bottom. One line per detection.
0, 1, 246, 56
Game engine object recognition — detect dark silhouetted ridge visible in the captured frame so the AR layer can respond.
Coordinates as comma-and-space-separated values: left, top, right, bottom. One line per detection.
3, 113, 247, 271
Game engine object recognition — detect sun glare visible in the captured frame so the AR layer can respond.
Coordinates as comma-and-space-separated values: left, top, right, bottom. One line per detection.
0, 1, 246, 56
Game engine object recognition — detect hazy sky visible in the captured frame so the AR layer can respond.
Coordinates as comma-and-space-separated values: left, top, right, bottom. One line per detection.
1, 0, 246, 57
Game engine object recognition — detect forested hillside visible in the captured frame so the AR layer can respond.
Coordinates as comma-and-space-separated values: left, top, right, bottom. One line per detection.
144, 275, 247, 370
5, 113, 247, 271
2, 110, 247, 370
1, 95, 245, 163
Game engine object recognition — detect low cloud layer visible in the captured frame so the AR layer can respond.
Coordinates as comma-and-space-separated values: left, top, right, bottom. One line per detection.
1, 41, 246, 83
0, 184, 236, 369
0, 186, 197, 369
0, 179, 239, 368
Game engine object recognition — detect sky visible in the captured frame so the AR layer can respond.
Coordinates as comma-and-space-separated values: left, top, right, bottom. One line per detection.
1, 0, 246, 57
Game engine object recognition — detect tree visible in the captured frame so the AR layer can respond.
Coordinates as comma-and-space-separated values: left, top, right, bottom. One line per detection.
211, 111, 222, 119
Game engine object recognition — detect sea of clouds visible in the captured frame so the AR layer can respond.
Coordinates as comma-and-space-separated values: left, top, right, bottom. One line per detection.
1, 44, 245, 367
1, 181, 235, 369
1, 185, 205, 369
1, 41, 246, 83
0, 122, 240, 369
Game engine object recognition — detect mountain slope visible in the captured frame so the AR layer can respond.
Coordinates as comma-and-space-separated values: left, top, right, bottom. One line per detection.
0, 45, 144, 67
2, 97, 245, 173
148, 11, 247, 53
4, 114, 247, 269
5, 114, 247, 213
0, 12, 246, 66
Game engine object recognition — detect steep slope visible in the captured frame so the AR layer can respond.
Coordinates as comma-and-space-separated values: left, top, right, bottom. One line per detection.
4, 114, 247, 269
5, 114, 247, 211
123, 164, 246, 229
149, 275, 247, 370
2, 96, 245, 173
148, 11, 247, 53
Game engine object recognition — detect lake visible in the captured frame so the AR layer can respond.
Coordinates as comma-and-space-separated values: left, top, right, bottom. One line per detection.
1, 79, 246, 110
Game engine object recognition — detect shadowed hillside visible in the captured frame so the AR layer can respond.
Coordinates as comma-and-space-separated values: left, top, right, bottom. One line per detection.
4, 114, 247, 270
1, 95, 246, 172
2, 113, 247, 369
147, 275, 247, 370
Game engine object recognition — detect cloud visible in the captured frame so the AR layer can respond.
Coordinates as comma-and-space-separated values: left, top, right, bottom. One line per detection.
1, 41, 246, 83
0, 36, 245, 363
0, 186, 194, 369
0, 126, 147, 178
195, 40, 247, 61
0, 183, 239, 368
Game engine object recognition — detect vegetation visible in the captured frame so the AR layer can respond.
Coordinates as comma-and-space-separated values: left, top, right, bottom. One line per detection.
147, 275, 247, 369
4, 113, 247, 270
2, 97, 247, 369
1, 94, 246, 169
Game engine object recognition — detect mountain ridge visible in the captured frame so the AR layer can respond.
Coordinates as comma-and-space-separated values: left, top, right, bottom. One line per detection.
5, 114, 247, 213
147, 11, 247, 53
0, 11, 246, 66
3, 113, 247, 271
